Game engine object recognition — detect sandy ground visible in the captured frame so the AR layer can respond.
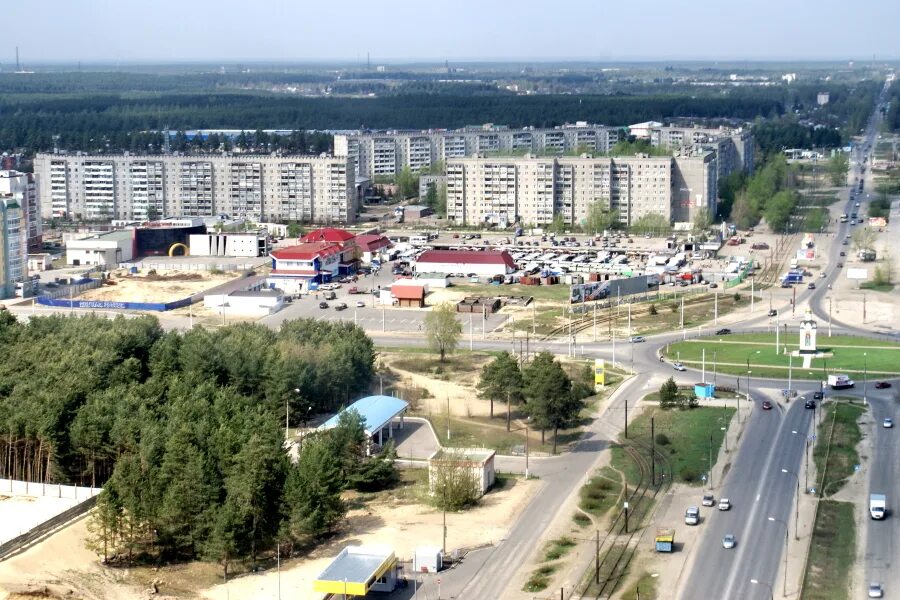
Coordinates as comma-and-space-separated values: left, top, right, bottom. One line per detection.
78, 272, 238, 304
199, 476, 539, 600
0, 516, 146, 600
383, 354, 496, 417
0, 481, 99, 545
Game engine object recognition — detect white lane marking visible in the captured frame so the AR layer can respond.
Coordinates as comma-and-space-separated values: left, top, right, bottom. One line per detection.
756, 493, 761, 502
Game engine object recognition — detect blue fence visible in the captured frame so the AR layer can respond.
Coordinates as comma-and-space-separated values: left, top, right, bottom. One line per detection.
37, 295, 195, 312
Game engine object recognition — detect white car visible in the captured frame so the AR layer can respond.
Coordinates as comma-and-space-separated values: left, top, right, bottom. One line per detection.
685, 506, 700, 526
356, 300, 366, 308
673, 362, 687, 372
884, 418, 893, 429
630, 336, 646, 343
868, 582, 883, 598
702, 494, 715, 507
718, 498, 731, 511
722, 534, 736, 549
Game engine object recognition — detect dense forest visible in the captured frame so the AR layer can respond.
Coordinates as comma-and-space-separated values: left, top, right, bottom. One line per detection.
886, 79, 900, 132
0, 314, 386, 568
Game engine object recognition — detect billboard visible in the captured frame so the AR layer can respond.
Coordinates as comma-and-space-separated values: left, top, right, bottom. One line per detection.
846, 268, 868, 280
594, 359, 606, 388
796, 248, 816, 261
570, 275, 659, 304
868, 217, 887, 228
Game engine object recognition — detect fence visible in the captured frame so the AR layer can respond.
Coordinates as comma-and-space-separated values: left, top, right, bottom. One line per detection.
39, 278, 102, 300
120, 261, 260, 273
37, 295, 194, 312
724, 261, 754, 289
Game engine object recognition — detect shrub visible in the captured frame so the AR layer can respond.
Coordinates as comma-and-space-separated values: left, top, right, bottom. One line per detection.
649, 304, 658, 315
733, 292, 741, 301
679, 467, 699, 482
655, 433, 670, 446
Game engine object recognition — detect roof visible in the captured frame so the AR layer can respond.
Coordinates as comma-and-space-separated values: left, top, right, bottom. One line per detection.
300, 227, 355, 243
270, 242, 342, 261
392, 284, 425, 300
314, 545, 396, 596
355, 234, 392, 252
319, 395, 409, 436
429, 447, 495, 463
417, 249, 516, 269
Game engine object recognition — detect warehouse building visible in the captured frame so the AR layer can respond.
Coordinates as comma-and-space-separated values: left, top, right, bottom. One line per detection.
414, 249, 516, 278
188, 232, 269, 257
65, 230, 134, 266
314, 545, 399, 596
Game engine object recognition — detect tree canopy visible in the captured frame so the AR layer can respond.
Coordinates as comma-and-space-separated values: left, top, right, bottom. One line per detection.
424, 303, 462, 362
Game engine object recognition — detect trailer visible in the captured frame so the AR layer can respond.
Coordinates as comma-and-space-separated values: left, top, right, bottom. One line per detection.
655, 528, 675, 552
828, 374, 855, 390
870, 494, 887, 520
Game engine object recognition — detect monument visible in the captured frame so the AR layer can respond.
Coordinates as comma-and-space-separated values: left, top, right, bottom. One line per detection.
799, 307, 818, 354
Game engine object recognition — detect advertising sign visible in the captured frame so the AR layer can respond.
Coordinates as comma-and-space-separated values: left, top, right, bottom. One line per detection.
846, 268, 868, 280
868, 217, 887, 228
594, 358, 606, 388
570, 281, 607, 304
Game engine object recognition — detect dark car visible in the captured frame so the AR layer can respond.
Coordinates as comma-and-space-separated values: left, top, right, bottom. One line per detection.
762, 400, 773, 410
708, 283, 718, 289
318, 301, 329, 309
837, 262, 844, 268
839, 251, 846, 256
767, 309, 778, 317
716, 328, 732, 335
334, 302, 348, 311
805, 399, 817, 409
807, 282, 816, 290
813, 391, 824, 400
875, 382, 892, 389
842, 240, 849, 245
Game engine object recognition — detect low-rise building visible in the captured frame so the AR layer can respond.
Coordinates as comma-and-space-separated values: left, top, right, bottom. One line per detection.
267, 242, 343, 294
355, 233, 392, 265
414, 249, 516, 278
404, 204, 434, 220
203, 288, 285, 316
65, 230, 134, 266
428, 448, 496, 498
391, 282, 426, 308
188, 232, 269, 257
27, 253, 53, 272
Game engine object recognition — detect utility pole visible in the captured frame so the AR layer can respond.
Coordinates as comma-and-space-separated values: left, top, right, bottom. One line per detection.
788, 354, 793, 393
595, 529, 600, 584
650, 417, 656, 486
828, 296, 833, 337
624, 485, 629, 534
469, 313, 473, 351
624, 397, 628, 439
524, 424, 530, 479
708, 432, 713, 489
446, 395, 451, 440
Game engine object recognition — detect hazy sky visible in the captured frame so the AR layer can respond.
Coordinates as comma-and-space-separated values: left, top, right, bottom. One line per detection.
7, 0, 899, 63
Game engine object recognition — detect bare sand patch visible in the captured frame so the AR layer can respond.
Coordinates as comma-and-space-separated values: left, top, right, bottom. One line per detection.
78, 271, 238, 304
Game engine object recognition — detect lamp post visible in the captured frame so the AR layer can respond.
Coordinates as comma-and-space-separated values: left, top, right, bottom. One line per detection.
864, 352, 868, 405
767, 516, 789, 597
781, 468, 801, 540
750, 578, 774, 600
745, 350, 760, 419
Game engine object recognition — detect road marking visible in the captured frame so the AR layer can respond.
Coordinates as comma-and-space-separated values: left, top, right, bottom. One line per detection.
756, 493, 760, 502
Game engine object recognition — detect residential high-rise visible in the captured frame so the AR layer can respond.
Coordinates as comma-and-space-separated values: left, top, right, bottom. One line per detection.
335, 123, 620, 179
0, 195, 26, 299
445, 153, 717, 229
33, 153, 356, 224
0, 170, 41, 251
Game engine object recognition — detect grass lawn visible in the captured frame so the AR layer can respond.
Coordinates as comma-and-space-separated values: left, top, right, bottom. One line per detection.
613, 406, 736, 485
801, 500, 855, 600
579, 466, 624, 520
860, 281, 895, 292
454, 281, 571, 302
665, 334, 900, 378
814, 401, 866, 497
620, 571, 659, 600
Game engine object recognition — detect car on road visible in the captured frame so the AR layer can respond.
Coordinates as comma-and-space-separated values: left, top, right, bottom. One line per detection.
715, 328, 732, 335
718, 498, 731, 511
685, 506, 700, 525
702, 494, 715, 507
630, 336, 646, 343
837, 262, 843, 268
318, 301, 329, 309
842, 240, 849, 245
884, 418, 894, 429
722, 534, 736, 549
356, 300, 366, 308
819, 272, 827, 278
813, 391, 824, 400
767, 309, 778, 317
804, 399, 817, 409
334, 302, 348, 311
868, 582, 884, 598
875, 381, 892, 389
840, 251, 846, 256
673, 362, 687, 371
708, 283, 718, 289
762, 400, 773, 410
807, 283, 816, 290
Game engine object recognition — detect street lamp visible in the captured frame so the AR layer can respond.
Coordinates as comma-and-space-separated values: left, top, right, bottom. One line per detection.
780, 468, 800, 539
767, 516, 789, 597
750, 578, 774, 600
863, 352, 868, 405
744, 350, 760, 419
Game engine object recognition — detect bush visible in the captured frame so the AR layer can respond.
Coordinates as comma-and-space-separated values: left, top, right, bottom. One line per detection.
649, 304, 658, 315
679, 467, 699, 482
655, 433, 670, 446
733, 292, 741, 301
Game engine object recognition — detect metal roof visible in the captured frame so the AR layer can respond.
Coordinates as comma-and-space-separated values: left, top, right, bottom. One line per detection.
319, 395, 409, 436
314, 545, 396, 596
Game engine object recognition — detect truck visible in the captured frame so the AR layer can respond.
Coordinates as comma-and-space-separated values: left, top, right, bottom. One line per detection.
870, 494, 887, 520
781, 271, 804, 285
828, 374, 855, 389
655, 528, 675, 553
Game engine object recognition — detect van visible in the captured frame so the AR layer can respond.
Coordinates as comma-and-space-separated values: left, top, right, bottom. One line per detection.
324, 291, 337, 300
685, 506, 700, 525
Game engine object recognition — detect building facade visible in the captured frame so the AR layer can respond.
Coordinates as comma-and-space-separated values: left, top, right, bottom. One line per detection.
0, 197, 27, 298
444, 154, 714, 228
335, 123, 620, 179
0, 170, 42, 251
647, 125, 754, 178
33, 153, 356, 225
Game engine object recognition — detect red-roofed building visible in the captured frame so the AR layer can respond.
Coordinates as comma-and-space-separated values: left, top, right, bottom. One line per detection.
355, 234, 393, 265
390, 283, 426, 308
298, 227, 359, 273
268, 242, 343, 294
414, 250, 516, 277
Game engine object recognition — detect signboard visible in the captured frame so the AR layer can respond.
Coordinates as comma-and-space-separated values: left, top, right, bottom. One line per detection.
796, 248, 816, 261
594, 358, 606, 388
570, 275, 658, 304
868, 217, 887, 228
846, 268, 868, 280
571, 281, 607, 303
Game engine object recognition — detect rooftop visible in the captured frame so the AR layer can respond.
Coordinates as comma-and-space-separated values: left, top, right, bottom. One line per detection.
313, 545, 396, 596
271, 242, 342, 261
319, 395, 409, 437
300, 227, 355, 244
417, 249, 516, 269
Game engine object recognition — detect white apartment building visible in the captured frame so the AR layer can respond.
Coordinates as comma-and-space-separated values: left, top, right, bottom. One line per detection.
335, 123, 620, 179
0, 169, 42, 251
0, 195, 26, 299
648, 125, 754, 179
33, 153, 356, 224
446, 153, 717, 229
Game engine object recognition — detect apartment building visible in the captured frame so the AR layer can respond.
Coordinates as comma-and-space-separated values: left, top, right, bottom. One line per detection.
335, 123, 620, 179
33, 153, 356, 224
0, 196, 26, 299
446, 153, 716, 229
648, 125, 754, 179
0, 170, 42, 251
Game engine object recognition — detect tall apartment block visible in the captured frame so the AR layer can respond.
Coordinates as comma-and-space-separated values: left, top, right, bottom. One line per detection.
0, 170, 41, 251
445, 153, 717, 228
0, 194, 26, 299
335, 123, 620, 179
647, 125, 754, 179
33, 153, 356, 224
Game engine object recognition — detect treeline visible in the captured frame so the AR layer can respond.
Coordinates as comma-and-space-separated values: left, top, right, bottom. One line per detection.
722, 155, 799, 231
886, 80, 900, 132
0, 91, 785, 154
752, 121, 843, 154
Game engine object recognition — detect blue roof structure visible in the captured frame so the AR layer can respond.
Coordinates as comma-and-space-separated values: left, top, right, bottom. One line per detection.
319, 395, 409, 436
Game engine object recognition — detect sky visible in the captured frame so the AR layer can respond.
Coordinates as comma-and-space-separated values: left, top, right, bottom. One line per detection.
7, 0, 900, 64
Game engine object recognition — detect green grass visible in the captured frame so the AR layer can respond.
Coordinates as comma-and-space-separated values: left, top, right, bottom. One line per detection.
523, 563, 558, 592
665, 334, 900, 378
543, 536, 577, 561
801, 500, 856, 600
572, 513, 592, 528
613, 406, 736, 486
860, 281, 895, 292
620, 571, 660, 600
579, 466, 624, 519
454, 281, 571, 302
814, 401, 866, 497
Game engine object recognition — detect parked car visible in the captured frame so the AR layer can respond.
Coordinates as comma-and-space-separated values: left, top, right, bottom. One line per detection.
837, 262, 843, 268
813, 391, 824, 400
715, 328, 732, 335
718, 498, 731, 511
807, 283, 816, 290
875, 381, 892, 389
819, 272, 827, 278
722, 534, 736, 549
673, 362, 687, 372
762, 400, 773, 410
318, 301, 329, 309
356, 300, 366, 308
334, 302, 348, 311
684, 506, 700, 526
708, 283, 718, 289
839, 251, 846, 256
842, 240, 849, 245
702, 494, 715, 507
